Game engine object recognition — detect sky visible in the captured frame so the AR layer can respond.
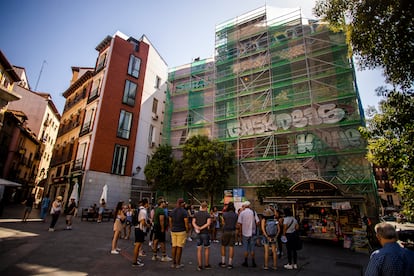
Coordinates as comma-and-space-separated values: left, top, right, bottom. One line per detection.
1, 0, 385, 114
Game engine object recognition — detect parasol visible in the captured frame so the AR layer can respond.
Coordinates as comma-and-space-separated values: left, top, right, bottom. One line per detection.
100, 184, 108, 202
70, 182, 79, 205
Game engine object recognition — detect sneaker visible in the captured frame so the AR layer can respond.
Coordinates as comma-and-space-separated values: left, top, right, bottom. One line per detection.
284, 264, 293, 270
139, 251, 146, 257
219, 262, 226, 268
227, 264, 233, 269
187, 237, 192, 241
116, 248, 121, 252
252, 261, 257, 268
176, 264, 184, 269
161, 256, 172, 262
197, 266, 202, 271
111, 250, 119, 254
242, 261, 248, 267
132, 261, 144, 267
170, 264, 176, 269
148, 241, 152, 247
272, 266, 278, 270
263, 266, 269, 270
204, 264, 212, 269
293, 264, 298, 269
48, 228, 54, 232
152, 255, 160, 261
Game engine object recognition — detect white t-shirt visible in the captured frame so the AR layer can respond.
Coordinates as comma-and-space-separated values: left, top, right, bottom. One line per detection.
138, 206, 148, 232
283, 216, 298, 234
237, 208, 259, 237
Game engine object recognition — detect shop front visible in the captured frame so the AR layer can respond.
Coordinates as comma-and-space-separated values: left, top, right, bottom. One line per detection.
264, 179, 370, 251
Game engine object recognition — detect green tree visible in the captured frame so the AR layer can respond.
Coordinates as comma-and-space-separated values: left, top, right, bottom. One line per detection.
256, 177, 294, 204
181, 135, 234, 208
144, 144, 176, 192
360, 89, 414, 220
314, 0, 414, 88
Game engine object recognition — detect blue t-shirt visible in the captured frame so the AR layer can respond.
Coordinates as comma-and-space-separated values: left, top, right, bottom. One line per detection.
222, 211, 238, 231
170, 207, 188, 232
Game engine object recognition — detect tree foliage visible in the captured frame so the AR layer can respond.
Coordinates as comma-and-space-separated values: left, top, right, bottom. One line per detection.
144, 144, 176, 192
181, 135, 234, 207
314, 0, 414, 88
360, 89, 414, 219
256, 177, 294, 204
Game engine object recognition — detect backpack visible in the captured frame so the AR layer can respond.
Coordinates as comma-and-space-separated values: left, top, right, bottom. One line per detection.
265, 219, 278, 237
131, 208, 140, 226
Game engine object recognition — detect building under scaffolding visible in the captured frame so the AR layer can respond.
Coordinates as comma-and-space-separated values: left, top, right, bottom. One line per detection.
165, 7, 378, 221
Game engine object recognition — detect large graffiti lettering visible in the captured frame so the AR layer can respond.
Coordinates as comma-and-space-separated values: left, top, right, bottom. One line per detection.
297, 128, 362, 152
227, 104, 346, 137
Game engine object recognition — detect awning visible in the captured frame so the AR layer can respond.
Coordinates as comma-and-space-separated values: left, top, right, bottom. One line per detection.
0, 178, 22, 187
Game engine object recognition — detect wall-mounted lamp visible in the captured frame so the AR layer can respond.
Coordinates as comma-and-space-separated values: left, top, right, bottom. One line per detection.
133, 166, 141, 176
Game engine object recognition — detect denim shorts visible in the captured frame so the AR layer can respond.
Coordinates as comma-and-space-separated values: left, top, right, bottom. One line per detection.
242, 235, 255, 252
196, 233, 211, 247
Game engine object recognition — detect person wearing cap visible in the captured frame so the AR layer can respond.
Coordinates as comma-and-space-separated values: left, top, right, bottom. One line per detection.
64, 198, 77, 230
237, 200, 260, 267
169, 198, 189, 268
261, 208, 280, 270
49, 196, 63, 231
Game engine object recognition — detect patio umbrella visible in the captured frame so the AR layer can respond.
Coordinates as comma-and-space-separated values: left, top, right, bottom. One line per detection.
100, 184, 108, 202
70, 182, 79, 205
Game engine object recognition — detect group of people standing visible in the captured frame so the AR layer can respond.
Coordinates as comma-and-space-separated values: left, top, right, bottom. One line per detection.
110, 197, 302, 271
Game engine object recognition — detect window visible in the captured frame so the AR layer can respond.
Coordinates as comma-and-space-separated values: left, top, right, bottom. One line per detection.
152, 98, 158, 114
117, 110, 133, 139
155, 76, 161, 88
128, 55, 141, 78
122, 80, 137, 106
89, 78, 101, 99
112, 144, 127, 175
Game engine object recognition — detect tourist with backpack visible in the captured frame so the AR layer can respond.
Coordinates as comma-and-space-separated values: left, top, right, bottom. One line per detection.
261, 208, 280, 270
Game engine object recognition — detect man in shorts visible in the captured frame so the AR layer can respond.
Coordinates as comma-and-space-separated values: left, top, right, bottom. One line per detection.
169, 198, 189, 268
219, 202, 238, 269
152, 198, 172, 262
237, 200, 260, 267
132, 199, 149, 268
193, 202, 212, 271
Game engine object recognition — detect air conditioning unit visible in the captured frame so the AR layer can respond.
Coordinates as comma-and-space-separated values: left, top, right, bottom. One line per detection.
152, 114, 158, 120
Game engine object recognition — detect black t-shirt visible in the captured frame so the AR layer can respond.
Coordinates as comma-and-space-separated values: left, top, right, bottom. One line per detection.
170, 207, 188, 232
222, 211, 238, 231
194, 210, 210, 234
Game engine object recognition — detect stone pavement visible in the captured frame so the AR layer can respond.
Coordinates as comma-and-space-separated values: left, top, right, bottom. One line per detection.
0, 204, 370, 275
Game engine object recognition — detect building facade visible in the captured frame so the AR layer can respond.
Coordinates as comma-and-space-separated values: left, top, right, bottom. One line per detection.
166, 7, 379, 236
48, 32, 167, 209
9, 67, 61, 205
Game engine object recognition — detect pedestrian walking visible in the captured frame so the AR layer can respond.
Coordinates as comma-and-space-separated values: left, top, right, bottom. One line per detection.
365, 222, 414, 276
48, 196, 63, 231
219, 201, 238, 269
237, 200, 260, 267
152, 198, 172, 262
40, 194, 51, 222
261, 208, 280, 270
193, 201, 212, 271
64, 198, 77, 230
282, 207, 299, 270
111, 201, 126, 254
132, 199, 149, 267
169, 198, 189, 269
21, 194, 35, 222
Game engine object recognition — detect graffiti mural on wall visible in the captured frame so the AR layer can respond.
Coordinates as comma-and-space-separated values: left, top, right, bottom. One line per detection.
225, 103, 364, 154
